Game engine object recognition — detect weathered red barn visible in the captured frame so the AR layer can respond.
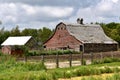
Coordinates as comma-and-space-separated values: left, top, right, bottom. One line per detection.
44, 18, 118, 53
1, 36, 35, 55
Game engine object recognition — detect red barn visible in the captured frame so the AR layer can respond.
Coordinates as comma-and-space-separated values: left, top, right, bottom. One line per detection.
44, 18, 118, 53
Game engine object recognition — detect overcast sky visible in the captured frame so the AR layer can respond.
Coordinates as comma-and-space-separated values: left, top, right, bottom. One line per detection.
0, 0, 120, 30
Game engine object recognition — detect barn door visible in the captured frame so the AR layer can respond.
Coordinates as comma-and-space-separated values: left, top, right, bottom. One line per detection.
80, 45, 84, 52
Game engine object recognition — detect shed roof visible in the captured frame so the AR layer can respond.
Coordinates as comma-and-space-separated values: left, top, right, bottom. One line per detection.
63, 23, 117, 44
1, 36, 32, 46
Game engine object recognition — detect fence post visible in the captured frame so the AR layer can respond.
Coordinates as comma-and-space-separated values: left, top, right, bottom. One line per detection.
24, 55, 27, 62
41, 55, 44, 63
56, 53, 59, 68
111, 52, 113, 58
81, 52, 84, 65
69, 52, 72, 67
91, 52, 93, 63
100, 52, 103, 60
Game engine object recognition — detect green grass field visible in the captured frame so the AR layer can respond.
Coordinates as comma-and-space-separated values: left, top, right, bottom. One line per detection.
0, 55, 120, 80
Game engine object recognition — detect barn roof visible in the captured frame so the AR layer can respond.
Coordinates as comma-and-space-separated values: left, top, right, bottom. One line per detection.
1, 36, 32, 46
63, 23, 117, 44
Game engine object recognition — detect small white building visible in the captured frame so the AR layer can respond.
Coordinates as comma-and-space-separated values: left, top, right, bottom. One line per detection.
1, 36, 35, 55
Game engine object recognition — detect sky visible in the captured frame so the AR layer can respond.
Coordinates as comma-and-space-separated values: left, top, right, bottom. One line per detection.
0, 0, 120, 30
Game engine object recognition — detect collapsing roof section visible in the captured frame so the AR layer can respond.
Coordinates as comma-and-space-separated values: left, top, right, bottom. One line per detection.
1, 36, 32, 46
64, 23, 117, 44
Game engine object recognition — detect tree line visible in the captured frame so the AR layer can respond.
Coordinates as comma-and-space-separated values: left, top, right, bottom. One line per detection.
0, 22, 120, 49
0, 26, 53, 48
101, 22, 120, 45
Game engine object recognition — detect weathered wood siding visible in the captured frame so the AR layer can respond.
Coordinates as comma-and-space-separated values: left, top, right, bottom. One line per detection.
84, 43, 118, 53
44, 23, 81, 51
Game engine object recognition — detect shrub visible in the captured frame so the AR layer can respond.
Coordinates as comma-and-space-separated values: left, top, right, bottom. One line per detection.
64, 70, 72, 78
113, 67, 120, 73
92, 60, 103, 64
21, 62, 46, 71
50, 70, 64, 80
104, 66, 113, 73
103, 58, 113, 63
74, 67, 92, 76
92, 58, 120, 65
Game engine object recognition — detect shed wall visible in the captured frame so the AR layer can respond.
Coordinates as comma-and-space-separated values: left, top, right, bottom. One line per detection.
2, 46, 11, 54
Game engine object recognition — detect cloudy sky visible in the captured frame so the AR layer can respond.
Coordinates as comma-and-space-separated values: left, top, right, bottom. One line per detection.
0, 0, 120, 30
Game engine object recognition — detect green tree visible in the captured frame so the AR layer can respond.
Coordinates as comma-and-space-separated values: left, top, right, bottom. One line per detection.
106, 22, 118, 29
11, 25, 21, 36
38, 27, 53, 43
0, 28, 10, 46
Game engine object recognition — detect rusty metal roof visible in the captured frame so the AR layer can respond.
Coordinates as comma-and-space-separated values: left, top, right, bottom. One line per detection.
65, 23, 117, 44
1, 36, 32, 46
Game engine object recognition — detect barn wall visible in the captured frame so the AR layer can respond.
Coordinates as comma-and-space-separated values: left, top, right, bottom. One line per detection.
2, 46, 11, 54
44, 23, 81, 50
84, 43, 118, 53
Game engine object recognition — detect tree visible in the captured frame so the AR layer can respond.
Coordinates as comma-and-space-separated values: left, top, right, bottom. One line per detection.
0, 28, 10, 46
11, 25, 21, 36
101, 22, 120, 45
38, 27, 53, 43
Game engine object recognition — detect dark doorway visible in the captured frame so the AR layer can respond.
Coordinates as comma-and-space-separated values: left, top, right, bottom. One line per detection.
80, 45, 84, 52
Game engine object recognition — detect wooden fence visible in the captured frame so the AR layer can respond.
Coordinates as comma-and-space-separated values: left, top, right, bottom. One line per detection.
17, 51, 120, 68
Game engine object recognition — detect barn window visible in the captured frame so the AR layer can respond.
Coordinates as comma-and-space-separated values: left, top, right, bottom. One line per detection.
43, 45, 46, 48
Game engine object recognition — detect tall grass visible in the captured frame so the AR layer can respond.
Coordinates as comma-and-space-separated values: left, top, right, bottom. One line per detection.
0, 55, 46, 73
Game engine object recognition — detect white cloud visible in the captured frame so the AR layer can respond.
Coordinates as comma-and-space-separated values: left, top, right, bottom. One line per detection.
0, 0, 120, 30
74, 0, 120, 23
111, 0, 119, 3
0, 3, 74, 28
40, 7, 73, 18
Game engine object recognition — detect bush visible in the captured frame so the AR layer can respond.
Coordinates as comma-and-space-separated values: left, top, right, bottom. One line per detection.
64, 70, 72, 78
21, 62, 46, 71
74, 67, 92, 76
104, 66, 113, 73
103, 58, 113, 63
92, 58, 120, 65
92, 59, 104, 64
